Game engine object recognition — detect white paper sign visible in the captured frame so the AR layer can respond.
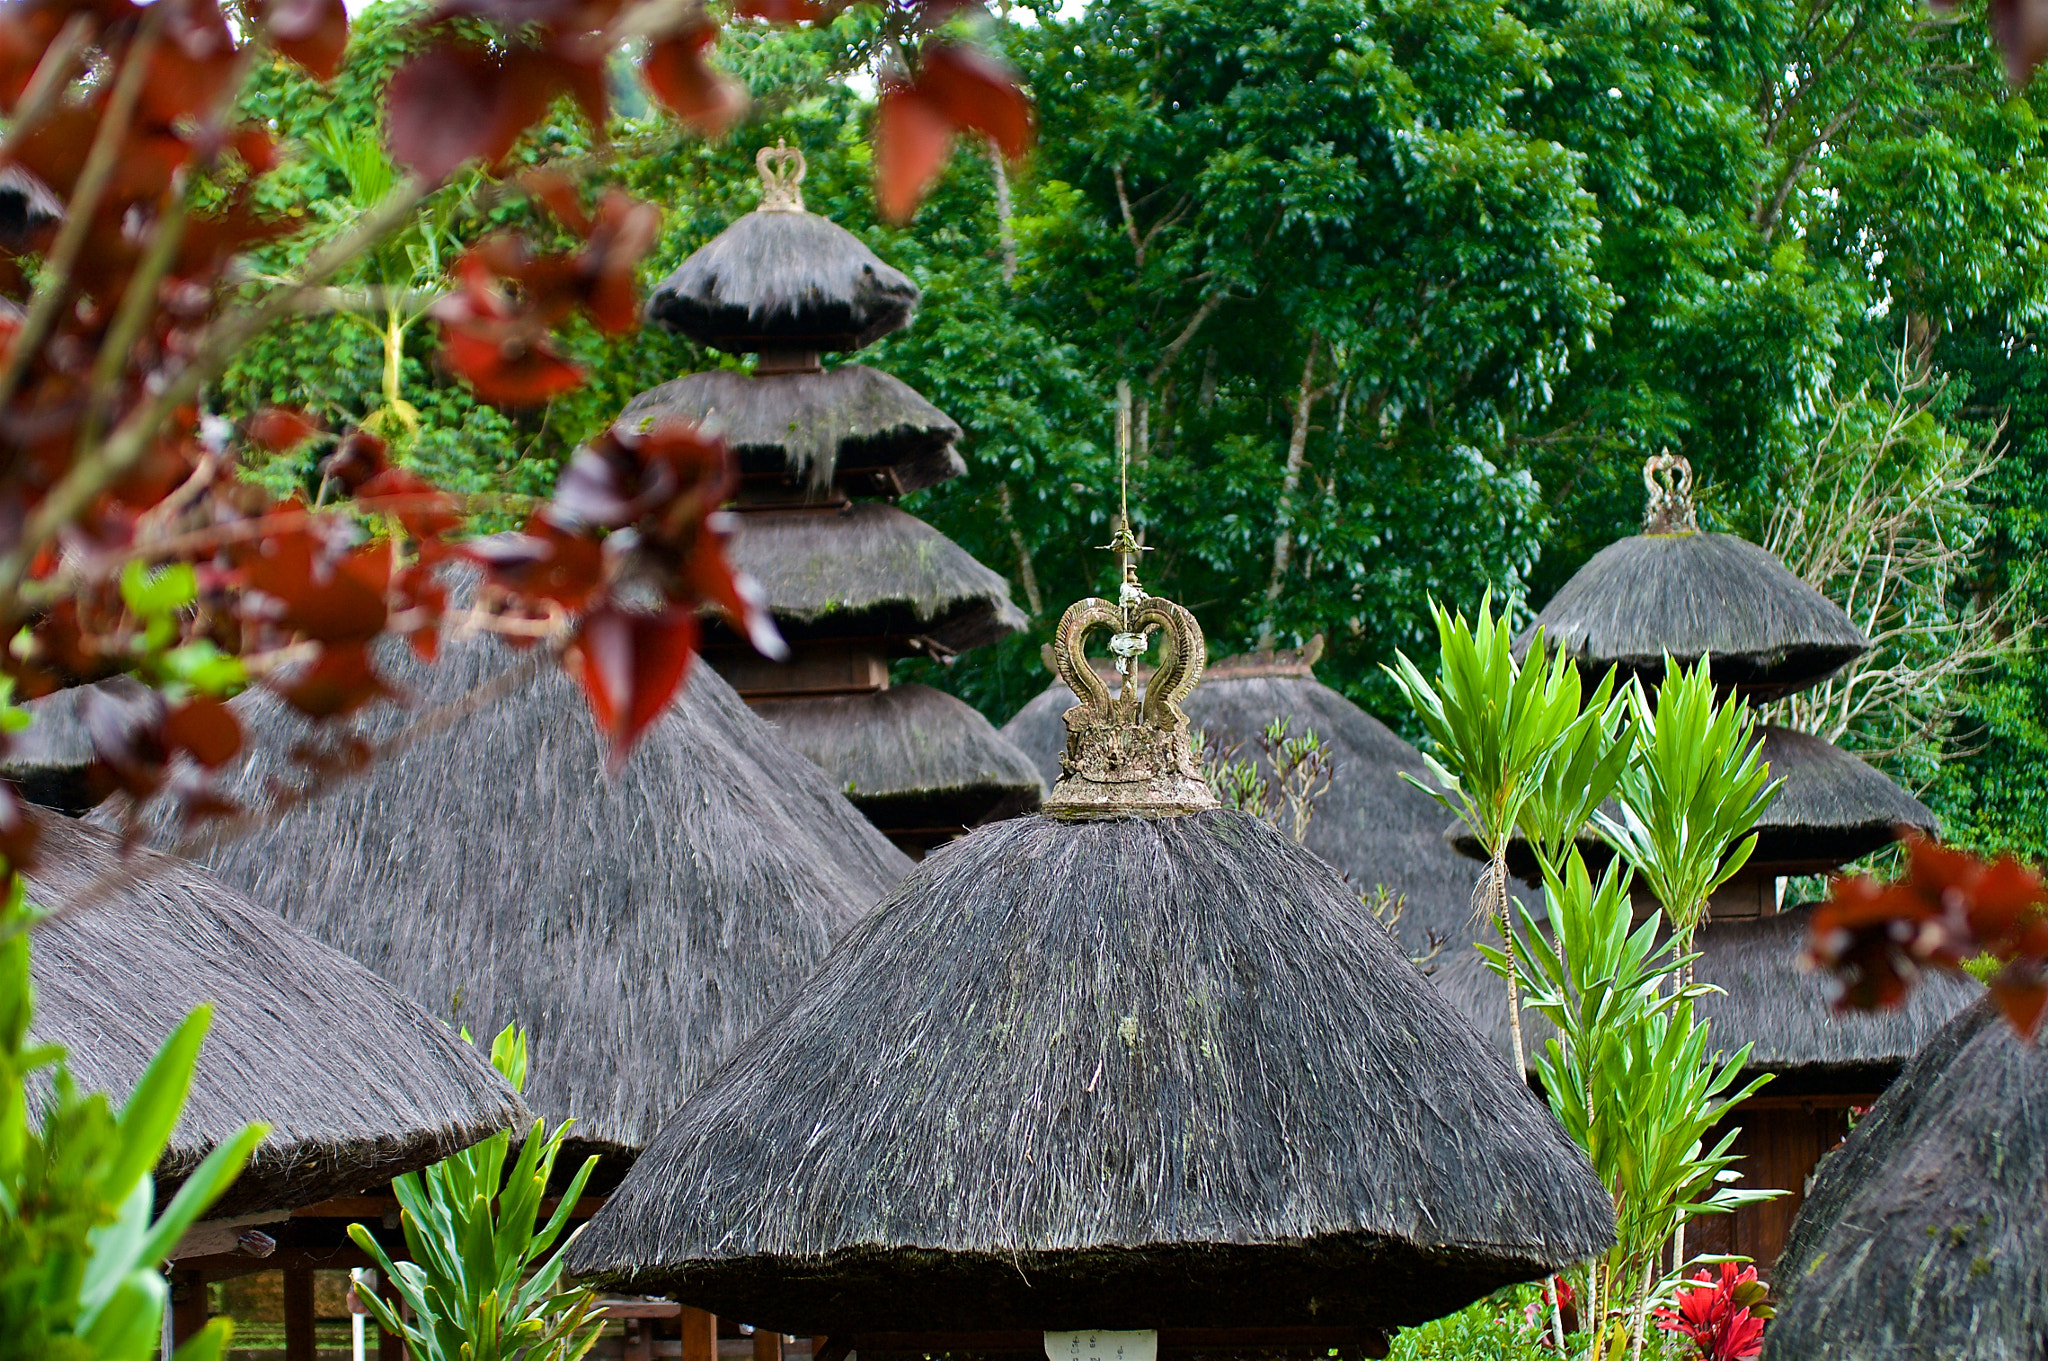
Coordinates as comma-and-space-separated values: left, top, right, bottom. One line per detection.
1044, 1332, 1159, 1361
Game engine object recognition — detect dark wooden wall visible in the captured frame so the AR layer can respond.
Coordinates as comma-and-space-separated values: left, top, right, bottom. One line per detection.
1686, 1094, 1870, 1272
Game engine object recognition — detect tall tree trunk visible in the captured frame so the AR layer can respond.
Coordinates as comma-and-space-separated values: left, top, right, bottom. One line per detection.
997, 482, 1042, 616
1493, 848, 1527, 1078
1259, 333, 1322, 649
987, 136, 1016, 286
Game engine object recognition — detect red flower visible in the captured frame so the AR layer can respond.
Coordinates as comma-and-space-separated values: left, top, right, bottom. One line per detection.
1653, 1262, 1772, 1361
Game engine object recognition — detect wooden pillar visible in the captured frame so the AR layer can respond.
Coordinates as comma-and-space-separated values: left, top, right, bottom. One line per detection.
283, 1268, 317, 1361
168, 1269, 210, 1347
680, 1306, 719, 1361
755, 1329, 785, 1361
624, 1319, 653, 1361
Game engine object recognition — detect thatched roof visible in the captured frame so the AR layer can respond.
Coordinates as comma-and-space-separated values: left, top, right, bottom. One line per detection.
567, 808, 1614, 1334
1430, 903, 1979, 1086
713, 503, 1028, 655
2, 677, 157, 816
124, 632, 913, 1159
24, 813, 527, 1217
647, 209, 919, 353
1522, 532, 1871, 697
1000, 665, 1480, 962
0, 165, 61, 250
620, 366, 964, 497
1766, 997, 2046, 1359
1453, 725, 1939, 878
753, 684, 1043, 834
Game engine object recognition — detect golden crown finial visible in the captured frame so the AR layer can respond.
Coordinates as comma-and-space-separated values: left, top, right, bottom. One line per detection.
1643, 448, 1697, 535
756, 140, 806, 214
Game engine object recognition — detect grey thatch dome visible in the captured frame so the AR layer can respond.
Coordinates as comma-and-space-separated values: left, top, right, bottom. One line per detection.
3, 676, 157, 815
1431, 903, 1979, 1085
647, 209, 918, 353
1765, 997, 2046, 1359
753, 685, 1043, 835
127, 633, 913, 1158
621, 366, 964, 496
1000, 663, 1479, 963
1522, 532, 1870, 697
717, 503, 1028, 654
25, 814, 527, 1217
567, 808, 1614, 1334
1453, 726, 1939, 878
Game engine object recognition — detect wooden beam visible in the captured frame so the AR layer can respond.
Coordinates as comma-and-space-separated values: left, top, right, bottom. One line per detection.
170, 1211, 288, 1261
282, 1268, 317, 1361
680, 1306, 719, 1361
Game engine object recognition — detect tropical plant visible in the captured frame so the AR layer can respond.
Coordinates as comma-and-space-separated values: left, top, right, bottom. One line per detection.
0, 869, 266, 1361
349, 1024, 602, 1361
1597, 658, 1781, 963
1386, 596, 1608, 1073
1652, 1262, 1772, 1361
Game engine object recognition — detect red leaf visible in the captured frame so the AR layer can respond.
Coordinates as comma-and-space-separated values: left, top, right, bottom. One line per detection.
685, 522, 785, 660
248, 407, 321, 453
465, 516, 606, 609
914, 41, 1033, 159
267, 0, 350, 82
441, 318, 585, 405
164, 696, 243, 768
234, 126, 280, 173
568, 603, 697, 765
643, 19, 747, 137
385, 44, 554, 180
1990, 0, 2048, 86
519, 167, 591, 236
1989, 963, 2048, 1040
874, 82, 955, 224
0, 782, 40, 871
358, 466, 465, 541
274, 644, 392, 718
240, 533, 390, 644
319, 428, 388, 490
580, 191, 662, 334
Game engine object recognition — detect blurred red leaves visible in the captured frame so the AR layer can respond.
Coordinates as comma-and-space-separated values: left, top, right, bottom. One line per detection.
260, 0, 350, 81
247, 407, 320, 453
1808, 831, 2048, 1039
645, 16, 746, 137
875, 41, 1032, 222
568, 602, 697, 764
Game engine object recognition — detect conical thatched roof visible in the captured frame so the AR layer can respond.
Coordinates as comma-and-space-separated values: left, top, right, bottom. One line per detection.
1765, 997, 2046, 1359
1521, 531, 1870, 697
647, 208, 918, 354
127, 632, 913, 1159
715, 503, 1028, 654
25, 813, 527, 1217
621, 366, 964, 497
1000, 659, 1478, 963
753, 684, 1043, 837
3, 676, 157, 815
567, 808, 1614, 1334
1431, 903, 1978, 1084
1453, 726, 1939, 879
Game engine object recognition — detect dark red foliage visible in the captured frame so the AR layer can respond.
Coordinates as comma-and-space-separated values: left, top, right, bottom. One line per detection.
875, 37, 1034, 222
567, 602, 698, 765
1808, 832, 2048, 1037
248, 407, 321, 454
643, 16, 746, 137
261, 0, 350, 81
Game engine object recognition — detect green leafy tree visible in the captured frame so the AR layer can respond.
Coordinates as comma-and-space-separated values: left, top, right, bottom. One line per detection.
349, 1025, 602, 1361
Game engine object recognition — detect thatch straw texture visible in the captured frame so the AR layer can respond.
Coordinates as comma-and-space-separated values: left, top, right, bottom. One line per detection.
568, 809, 1614, 1334
25, 814, 527, 1217
621, 367, 964, 495
2, 677, 157, 816
1766, 997, 2046, 1359
1522, 533, 1870, 696
0, 165, 61, 249
648, 211, 918, 352
126, 633, 913, 1157
753, 684, 1043, 828
1453, 726, 1939, 877
1000, 670, 1479, 962
716, 503, 1028, 654
1430, 903, 1978, 1084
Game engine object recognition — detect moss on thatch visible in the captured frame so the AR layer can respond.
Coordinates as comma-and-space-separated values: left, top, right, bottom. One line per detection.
1452, 726, 1939, 878
1765, 998, 2046, 1359
621, 366, 964, 495
753, 684, 1043, 829
123, 633, 912, 1158
1000, 669, 1479, 962
567, 809, 1614, 1334
715, 503, 1028, 654
1429, 904, 1978, 1085
1521, 533, 1870, 697
25, 814, 528, 1216
3, 677, 157, 815
647, 210, 919, 353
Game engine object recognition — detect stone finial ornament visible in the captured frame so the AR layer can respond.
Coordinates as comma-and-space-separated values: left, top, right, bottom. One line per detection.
1043, 580, 1218, 819
756, 141, 806, 214
1643, 449, 1698, 535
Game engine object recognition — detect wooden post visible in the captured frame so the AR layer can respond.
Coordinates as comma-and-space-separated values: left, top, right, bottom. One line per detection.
624, 1319, 653, 1361
680, 1306, 719, 1361
754, 1328, 785, 1361
168, 1269, 210, 1347
283, 1268, 317, 1361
